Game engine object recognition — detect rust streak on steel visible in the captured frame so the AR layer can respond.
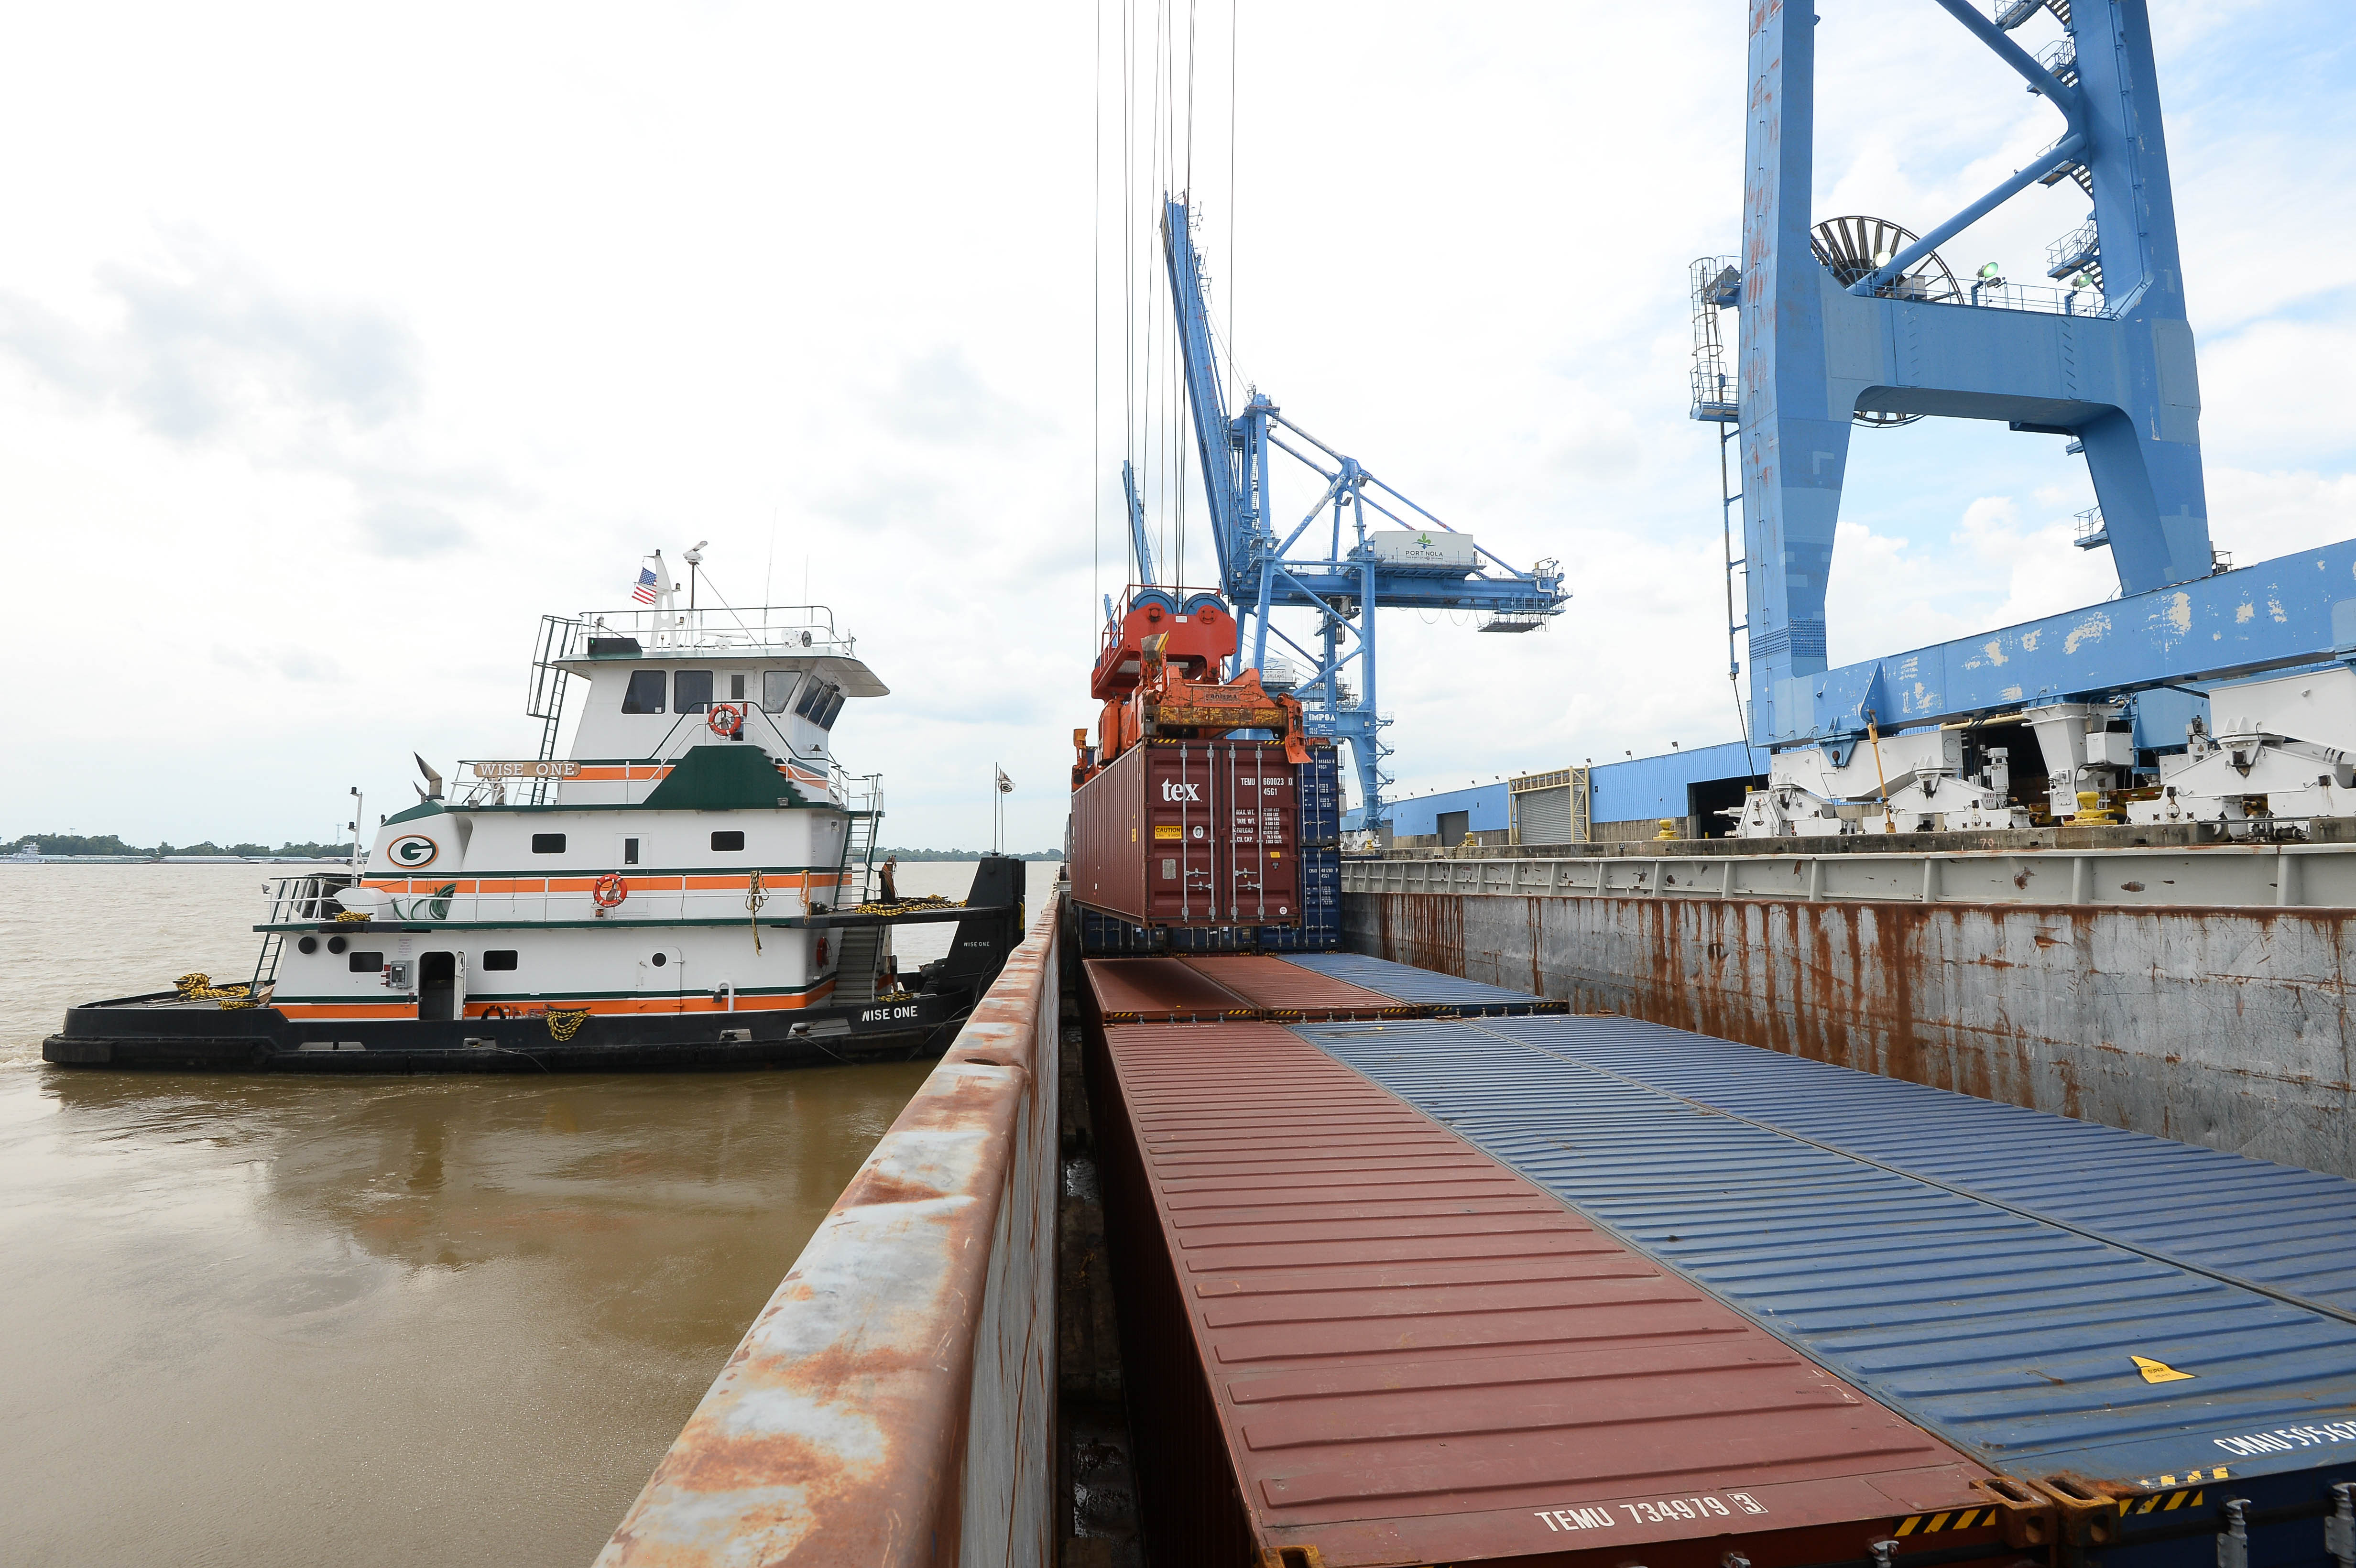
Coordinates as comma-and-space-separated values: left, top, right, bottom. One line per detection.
595, 897, 1063, 1568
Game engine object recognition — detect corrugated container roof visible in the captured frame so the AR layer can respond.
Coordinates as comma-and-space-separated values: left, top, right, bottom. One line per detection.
1299, 1017, 2356, 1528
1085, 956, 1254, 1020
1099, 1021, 2028, 1567
1177, 955, 1413, 1018
1281, 951, 1547, 1009
1478, 1014, 2356, 1320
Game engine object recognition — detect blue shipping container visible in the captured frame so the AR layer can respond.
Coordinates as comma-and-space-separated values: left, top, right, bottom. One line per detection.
1281, 951, 1547, 1012
1475, 1015, 2356, 1320
1298, 1011, 2356, 1568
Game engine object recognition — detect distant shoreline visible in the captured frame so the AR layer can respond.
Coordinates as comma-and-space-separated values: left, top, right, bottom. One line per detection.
2, 855, 354, 866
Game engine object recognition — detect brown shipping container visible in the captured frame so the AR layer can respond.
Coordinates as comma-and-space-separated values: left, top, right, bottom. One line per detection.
1086, 1018, 2045, 1568
1086, 957, 1257, 1022
1071, 740, 1299, 927
1178, 954, 1412, 1017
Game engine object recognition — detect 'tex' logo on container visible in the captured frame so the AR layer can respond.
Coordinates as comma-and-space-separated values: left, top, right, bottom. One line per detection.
1161, 782, 1202, 802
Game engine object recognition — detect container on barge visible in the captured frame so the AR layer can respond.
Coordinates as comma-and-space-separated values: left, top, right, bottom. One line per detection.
1082, 979, 2051, 1568
1069, 740, 1300, 929
1292, 990, 2356, 1568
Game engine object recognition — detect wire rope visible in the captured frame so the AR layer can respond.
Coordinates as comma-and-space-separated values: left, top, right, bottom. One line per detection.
1092, 0, 1102, 633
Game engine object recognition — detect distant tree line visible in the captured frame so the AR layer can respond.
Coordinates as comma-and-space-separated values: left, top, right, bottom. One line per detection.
8, 833, 356, 859
876, 847, 1065, 862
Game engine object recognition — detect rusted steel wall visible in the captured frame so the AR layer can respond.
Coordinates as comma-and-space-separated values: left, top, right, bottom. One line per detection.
597, 899, 1061, 1568
1345, 891, 2356, 1180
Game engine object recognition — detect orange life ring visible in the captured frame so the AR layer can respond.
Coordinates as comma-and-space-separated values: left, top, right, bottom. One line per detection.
593, 874, 629, 908
708, 703, 745, 736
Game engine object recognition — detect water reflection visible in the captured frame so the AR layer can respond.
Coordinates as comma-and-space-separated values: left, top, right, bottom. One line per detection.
8, 1064, 932, 1567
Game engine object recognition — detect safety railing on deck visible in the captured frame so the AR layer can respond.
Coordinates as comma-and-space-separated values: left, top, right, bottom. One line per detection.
284, 872, 858, 929
556, 602, 859, 661
1345, 845, 2356, 910
594, 893, 1061, 1568
261, 872, 357, 925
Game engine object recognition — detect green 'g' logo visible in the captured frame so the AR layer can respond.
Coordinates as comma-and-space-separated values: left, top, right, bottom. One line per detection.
387, 834, 438, 869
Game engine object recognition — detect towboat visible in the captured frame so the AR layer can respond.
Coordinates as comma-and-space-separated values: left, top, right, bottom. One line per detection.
44, 553, 1025, 1072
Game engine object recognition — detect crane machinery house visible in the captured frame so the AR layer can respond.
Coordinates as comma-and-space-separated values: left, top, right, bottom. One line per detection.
44, 550, 1028, 1072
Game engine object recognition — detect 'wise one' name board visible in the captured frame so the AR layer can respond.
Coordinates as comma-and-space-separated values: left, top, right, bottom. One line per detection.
470, 761, 582, 779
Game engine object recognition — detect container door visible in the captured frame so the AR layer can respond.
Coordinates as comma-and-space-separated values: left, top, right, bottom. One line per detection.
1145, 746, 1215, 921
1224, 746, 1297, 923
417, 951, 458, 1022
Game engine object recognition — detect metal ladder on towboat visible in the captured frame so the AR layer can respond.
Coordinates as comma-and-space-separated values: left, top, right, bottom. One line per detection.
839, 773, 884, 907
524, 615, 578, 805
827, 774, 887, 1002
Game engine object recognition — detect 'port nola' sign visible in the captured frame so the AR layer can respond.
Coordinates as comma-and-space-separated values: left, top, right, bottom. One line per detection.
1370, 529, 1477, 572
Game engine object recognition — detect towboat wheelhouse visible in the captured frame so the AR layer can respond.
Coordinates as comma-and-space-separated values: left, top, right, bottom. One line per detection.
46, 556, 1026, 1070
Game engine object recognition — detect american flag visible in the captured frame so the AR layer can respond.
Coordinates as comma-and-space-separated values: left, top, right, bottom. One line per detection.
631, 566, 658, 605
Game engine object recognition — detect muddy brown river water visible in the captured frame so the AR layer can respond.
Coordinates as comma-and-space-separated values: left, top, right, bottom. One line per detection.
0, 860, 1028, 1568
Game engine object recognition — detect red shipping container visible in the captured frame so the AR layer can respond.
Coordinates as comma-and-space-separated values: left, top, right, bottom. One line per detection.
1086, 1019, 2046, 1568
1070, 741, 1299, 927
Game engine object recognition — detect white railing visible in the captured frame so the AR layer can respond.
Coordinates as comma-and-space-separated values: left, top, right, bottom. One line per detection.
308, 875, 859, 928
559, 602, 858, 661
1345, 844, 2356, 910
262, 872, 357, 925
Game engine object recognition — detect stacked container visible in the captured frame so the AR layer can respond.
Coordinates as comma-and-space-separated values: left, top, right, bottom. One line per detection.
1076, 741, 1340, 956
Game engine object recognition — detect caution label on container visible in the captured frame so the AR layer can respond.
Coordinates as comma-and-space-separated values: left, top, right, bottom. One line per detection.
1895, 1507, 2000, 1535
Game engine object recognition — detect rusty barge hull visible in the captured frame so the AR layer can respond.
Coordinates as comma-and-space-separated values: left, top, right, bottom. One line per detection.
1343, 887, 2356, 1180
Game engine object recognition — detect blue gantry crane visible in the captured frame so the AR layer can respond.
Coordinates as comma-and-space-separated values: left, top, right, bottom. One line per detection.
1155, 196, 1568, 831
1694, 0, 2356, 836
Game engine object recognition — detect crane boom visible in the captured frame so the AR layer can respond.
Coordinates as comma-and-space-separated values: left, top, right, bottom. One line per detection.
1120, 459, 1156, 586
1151, 195, 1568, 830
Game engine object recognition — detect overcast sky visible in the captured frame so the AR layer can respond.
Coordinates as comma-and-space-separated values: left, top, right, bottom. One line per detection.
2, 1, 2348, 850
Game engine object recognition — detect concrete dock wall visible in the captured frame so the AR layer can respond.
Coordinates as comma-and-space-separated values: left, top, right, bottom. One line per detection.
597, 898, 1061, 1568
1344, 889, 2356, 1180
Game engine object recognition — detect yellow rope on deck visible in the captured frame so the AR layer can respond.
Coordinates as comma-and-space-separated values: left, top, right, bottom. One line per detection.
853, 894, 963, 916
174, 972, 259, 1011
545, 1007, 592, 1042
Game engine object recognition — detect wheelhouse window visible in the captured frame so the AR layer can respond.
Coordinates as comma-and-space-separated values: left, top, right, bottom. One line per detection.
794, 678, 825, 719
728, 673, 746, 701
762, 670, 799, 713
817, 688, 848, 729
674, 670, 714, 713
710, 831, 745, 852
532, 833, 566, 854
480, 950, 519, 971
622, 670, 666, 713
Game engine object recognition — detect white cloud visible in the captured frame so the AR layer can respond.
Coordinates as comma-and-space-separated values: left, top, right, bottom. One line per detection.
0, 0, 2348, 845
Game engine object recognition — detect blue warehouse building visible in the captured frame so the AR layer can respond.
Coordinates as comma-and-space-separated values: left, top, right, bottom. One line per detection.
1347, 739, 1765, 847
